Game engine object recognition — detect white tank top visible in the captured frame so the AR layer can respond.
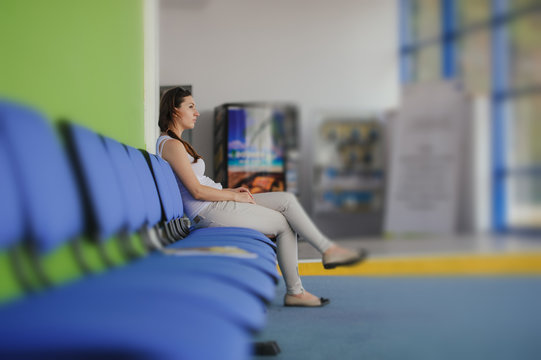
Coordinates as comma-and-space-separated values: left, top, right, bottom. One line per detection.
156, 135, 222, 220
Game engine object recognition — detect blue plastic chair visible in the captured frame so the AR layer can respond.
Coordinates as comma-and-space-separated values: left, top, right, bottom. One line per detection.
156, 156, 278, 256
102, 137, 147, 239
0, 275, 253, 360
0, 104, 257, 358
146, 153, 184, 242
126, 145, 276, 270
62, 123, 128, 253
0, 136, 23, 251
146, 149, 278, 256
0, 137, 26, 301
0, 102, 83, 256
61, 123, 270, 328
144, 148, 279, 282
157, 156, 192, 237
0, 102, 85, 290
102, 137, 277, 300
125, 146, 278, 282
125, 145, 164, 249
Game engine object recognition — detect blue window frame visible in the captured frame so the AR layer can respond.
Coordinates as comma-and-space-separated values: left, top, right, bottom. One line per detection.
399, 0, 541, 233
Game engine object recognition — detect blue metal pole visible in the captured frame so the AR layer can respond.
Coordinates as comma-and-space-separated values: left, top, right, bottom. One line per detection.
442, 0, 457, 78
399, 0, 412, 83
491, 0, 509, 233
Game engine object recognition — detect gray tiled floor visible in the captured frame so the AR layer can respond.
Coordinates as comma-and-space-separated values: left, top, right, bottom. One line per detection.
297, 233, 541, 260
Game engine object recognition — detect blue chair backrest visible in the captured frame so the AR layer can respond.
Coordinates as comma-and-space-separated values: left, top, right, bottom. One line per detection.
65, 123, 126, 241
148, 154, 176, 222
0, 140, 23, 249
156, 156, 184, 219
125, 146, 162, 228
102, 137, 146, 233
0, 102, 82, 253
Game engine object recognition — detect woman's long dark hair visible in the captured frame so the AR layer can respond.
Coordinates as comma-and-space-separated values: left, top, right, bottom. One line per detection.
158, 87, 202, 163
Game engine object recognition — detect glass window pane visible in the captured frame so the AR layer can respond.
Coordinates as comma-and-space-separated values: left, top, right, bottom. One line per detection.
507, 175, 541, 227
411, 45, 441, 82
401, 53, 415, 83
457, 29, 492, 94
505, 94, 541, 167
457, 0, 491, 27
409, 0, 441, 42
510, 0, 541, 12
509, 11, 541, 89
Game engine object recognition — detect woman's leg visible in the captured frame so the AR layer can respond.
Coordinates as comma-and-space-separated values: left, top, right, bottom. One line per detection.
195, 200, 304, 295
253, 192, 368, 270
253, 192, 333, 254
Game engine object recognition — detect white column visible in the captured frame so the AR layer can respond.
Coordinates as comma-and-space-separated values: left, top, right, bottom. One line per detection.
144, 0, 159, 153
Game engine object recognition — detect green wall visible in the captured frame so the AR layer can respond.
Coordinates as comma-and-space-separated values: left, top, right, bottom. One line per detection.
0, 0, 144, 148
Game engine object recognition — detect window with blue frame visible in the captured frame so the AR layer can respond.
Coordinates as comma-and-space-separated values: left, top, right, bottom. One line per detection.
399, 0, 541, 232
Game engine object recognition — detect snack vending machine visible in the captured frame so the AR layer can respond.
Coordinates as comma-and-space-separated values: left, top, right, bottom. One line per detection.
311, 115, 386, 237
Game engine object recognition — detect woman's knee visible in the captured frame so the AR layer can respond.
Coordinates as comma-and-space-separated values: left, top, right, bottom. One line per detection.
276, 192, 298, 212
278, 212, 293, 230
282, 192, 297, 202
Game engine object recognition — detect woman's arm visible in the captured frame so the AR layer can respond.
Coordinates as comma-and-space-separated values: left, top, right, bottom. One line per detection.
161, 140, 255, 204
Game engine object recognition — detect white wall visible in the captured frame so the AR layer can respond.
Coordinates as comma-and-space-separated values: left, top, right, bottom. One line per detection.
159, 0, 399, 202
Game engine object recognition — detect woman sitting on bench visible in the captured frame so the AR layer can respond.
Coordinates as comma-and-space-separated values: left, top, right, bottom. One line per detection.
156, 87, 367, 307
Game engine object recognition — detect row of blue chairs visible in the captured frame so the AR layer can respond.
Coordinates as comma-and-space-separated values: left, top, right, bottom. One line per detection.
0, 101, 279, 359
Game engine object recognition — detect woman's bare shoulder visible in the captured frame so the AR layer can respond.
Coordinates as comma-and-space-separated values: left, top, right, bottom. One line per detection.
162, 138, 186, 154
162, 139, 189, 163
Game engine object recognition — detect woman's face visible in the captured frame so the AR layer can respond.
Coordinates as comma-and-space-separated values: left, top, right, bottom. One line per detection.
173, 96, 200, 130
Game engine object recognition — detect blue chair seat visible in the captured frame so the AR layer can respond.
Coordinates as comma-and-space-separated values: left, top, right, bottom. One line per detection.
83, 258, 268, 331
190, 227, 277, 249
0, 281, 251, 360
129, 253, 277, 302
172, 235, 277, 265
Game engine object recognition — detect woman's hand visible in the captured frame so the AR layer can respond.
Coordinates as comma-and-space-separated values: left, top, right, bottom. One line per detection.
226, 187, 250, 193
232, 189, 256, 204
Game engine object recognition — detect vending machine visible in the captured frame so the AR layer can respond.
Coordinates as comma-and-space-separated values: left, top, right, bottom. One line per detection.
213, 103, 299, 194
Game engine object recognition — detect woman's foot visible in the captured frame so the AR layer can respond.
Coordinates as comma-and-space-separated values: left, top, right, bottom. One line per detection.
322, 245, 368, 269
284, 290, 330, 307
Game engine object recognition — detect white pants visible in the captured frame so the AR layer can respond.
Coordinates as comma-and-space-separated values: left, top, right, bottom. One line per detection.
194, 192, 333, 294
